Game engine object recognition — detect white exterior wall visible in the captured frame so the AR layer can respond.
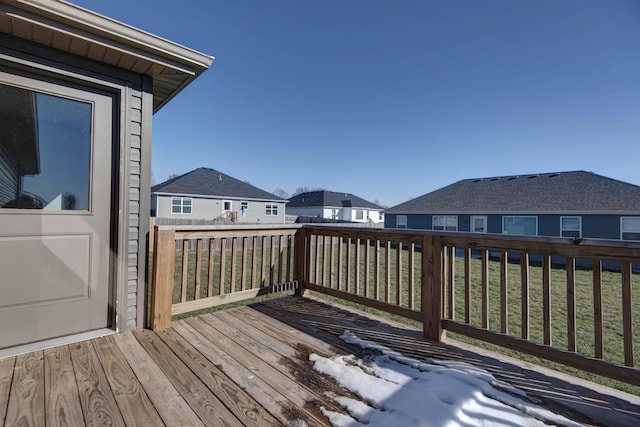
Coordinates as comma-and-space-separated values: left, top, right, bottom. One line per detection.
156, 195, 285, 224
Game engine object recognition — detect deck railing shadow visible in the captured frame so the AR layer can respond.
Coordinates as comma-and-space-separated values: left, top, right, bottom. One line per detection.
150, 224, 640, 388
249, 295, 640, 426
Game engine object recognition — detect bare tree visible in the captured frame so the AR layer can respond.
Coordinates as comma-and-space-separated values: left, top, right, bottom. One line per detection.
167, 173, 179, 180
272, 188, 289, 199
62, 192, 77, 210
291, 186, 324, 196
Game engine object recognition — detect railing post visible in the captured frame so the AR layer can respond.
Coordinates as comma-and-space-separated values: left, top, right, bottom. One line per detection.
294, 227, 309, 297
150, 226, 176, 330
422, 234, 445, 341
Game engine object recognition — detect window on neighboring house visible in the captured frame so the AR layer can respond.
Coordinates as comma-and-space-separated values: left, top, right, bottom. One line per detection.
240, 201, 248, 217
503, 216, 537, 236
223, 200, 232, 211
171, 197, 192, 214
396, 215, 407, 229
266, 203, 278, 216
332, 209, 339, 219
433, 215, 457, 231
470, 216, 487, 233
355, 210, 364, 220
561, 216, 581, 238
621, 217, 640, 241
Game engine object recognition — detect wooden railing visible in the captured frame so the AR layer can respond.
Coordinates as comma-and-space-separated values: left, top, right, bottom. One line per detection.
149, 224, 640, 386
150, 224, 301, 330
297, 225, 640, 387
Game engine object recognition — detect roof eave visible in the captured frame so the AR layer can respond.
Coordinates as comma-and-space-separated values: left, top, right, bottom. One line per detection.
4, 0, 214, 112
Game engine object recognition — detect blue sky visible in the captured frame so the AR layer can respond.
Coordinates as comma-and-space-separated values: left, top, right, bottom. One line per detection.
71, 0, 640, 207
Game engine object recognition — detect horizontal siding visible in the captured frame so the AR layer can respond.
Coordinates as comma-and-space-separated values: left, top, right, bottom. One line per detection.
125, 89, 143, 331
387, 213, 627, 241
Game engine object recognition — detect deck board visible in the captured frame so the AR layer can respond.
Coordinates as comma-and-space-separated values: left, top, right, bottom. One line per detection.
93, 335, 162, 426
69, 340, 124, 426
0, 356, 15, 423
44, 346, 84, 427
114, 332, 204, 426
171, 320, 302, 426
5, 352, 44, 427
0, 295, 639, 426
158, 327, 279, 427
133, 328, 242, 427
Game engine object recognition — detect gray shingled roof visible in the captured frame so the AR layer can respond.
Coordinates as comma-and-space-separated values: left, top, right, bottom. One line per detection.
288, 190, 383, 209
387, 171, 640, 213
151, 168, 285, 201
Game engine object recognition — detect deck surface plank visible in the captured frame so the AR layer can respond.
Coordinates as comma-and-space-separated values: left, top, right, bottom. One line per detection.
132, 328, 243, 427
184, 316, 332, 426
0, 356, 15, 424
93, 334, 163, 426
197, 314, 334, 405
171, 320, 305, 426
44, 346, 84, 427
69, 340, 124, 426
5, 351, 44, 427
197, 312, 347, 421
158, 327, 280, 427
113, 332, 204, 426
1, 295, 639, 427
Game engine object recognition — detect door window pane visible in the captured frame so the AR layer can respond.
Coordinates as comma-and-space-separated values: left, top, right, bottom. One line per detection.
0, 84, 92, 211
471, 216, 487, 232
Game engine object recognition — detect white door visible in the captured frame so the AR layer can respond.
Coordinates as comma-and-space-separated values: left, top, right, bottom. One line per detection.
0, 72, 113, 349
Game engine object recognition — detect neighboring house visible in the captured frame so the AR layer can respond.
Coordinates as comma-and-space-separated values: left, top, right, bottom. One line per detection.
152, 167, 286, 224
0, 0, 212, 350
287, 190, 384, 224
385, 171, 640, 241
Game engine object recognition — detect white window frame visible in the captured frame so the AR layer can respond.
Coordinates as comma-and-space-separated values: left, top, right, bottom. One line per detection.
560, 216, 582, 238
222, 200, 232, 212
396, 215, 407, 229
470, 215, 487, 233
502, 216, 537, 236
355, 209, 364, 220
265, 203, 278, 216
171, 196, 192, 214
433, 215, 458, 231
621, 217, 640, 241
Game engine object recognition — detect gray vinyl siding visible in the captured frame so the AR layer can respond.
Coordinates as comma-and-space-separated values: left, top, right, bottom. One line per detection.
124, 89, 143, 331
385, 213, 430, 230
386, 212, 629, 241
155, 195, 286, 224
582, 215, 620, 239
127, 82, 153, 332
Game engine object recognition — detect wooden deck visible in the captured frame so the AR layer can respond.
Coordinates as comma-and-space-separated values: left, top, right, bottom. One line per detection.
1, 296, 639, 426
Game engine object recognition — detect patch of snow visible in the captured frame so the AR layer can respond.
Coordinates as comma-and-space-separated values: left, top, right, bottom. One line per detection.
308, 330, 583, 427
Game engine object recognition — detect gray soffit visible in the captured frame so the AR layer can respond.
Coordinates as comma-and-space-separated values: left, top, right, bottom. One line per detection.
0, 0, 214, 112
